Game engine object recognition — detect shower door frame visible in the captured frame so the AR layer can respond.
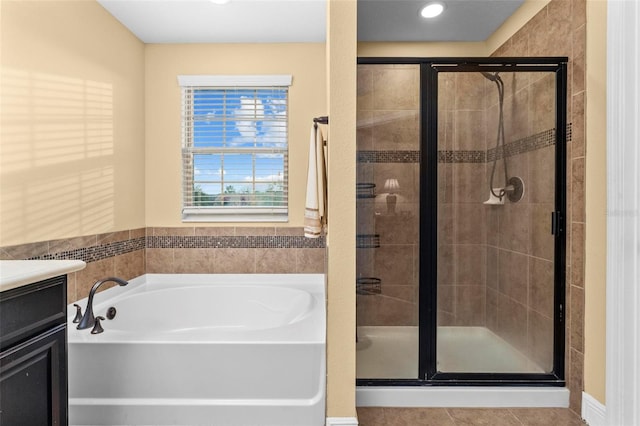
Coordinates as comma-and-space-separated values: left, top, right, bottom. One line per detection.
356, 57, 568, 387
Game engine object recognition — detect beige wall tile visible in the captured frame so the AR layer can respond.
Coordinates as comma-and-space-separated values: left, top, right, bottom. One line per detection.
174, 248, 215, 273
571, 158, 585, 223
530, 74, 556, 135
529, 257, 555, 318
570, 223, 585, 288
455, 245, 486, 286
371, 110, 420, 151
497, 249, 529, 305
357, 289, 416, 326
66, 272, 77, 305
0, 241, 49, 259
235, 227, 275, 236
486, 246, 498, 290
146, 248, 174, 274
114, 250, 145, 281
194, 227, 234, 236
528, 309, 554, 372
453, 163, 487, 204
454, 110, 486, 151
454, 204, 486, 244
296, 248, 325, 273
530, 203, 555, 261
130, 228, 146, 239
455, 285, 486, 326
570, 285, 585, 353
372, 67, 419, 110
50, 235, 97, 253
568, 348, 584, 413
275, 227, 305, 236
498, 203, 530, 254
214, 248, 256, 273
496, 293, 528, 353
455, 73, 486, 111
374, 245, 414, 285
571, 92, 585, 158
255, 248, 296, 273
529, 146, 555, 204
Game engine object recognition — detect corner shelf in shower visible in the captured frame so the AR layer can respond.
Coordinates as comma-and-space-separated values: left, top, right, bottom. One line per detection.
356, 183, 377, 199
356, 277, 382, 295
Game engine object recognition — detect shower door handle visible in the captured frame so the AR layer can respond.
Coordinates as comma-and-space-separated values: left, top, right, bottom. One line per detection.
551, 211, 563, 235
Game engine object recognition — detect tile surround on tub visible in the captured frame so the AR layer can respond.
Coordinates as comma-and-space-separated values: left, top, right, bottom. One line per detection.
0, 227, 326, 304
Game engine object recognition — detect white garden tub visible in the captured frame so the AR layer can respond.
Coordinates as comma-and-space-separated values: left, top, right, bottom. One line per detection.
67, 274, 326, 426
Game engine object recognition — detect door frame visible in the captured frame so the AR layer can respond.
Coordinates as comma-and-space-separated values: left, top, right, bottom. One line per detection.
356, 57, 568, 387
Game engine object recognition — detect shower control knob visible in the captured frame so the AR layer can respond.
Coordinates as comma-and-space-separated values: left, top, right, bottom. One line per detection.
72, 304, 83, 323
91, 316, 105, 334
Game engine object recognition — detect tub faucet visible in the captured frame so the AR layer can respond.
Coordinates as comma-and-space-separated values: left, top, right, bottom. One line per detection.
77, 277, 128, 330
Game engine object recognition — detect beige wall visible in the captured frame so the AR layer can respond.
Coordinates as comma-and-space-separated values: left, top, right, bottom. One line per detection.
0, 0, 146, 246
144, 43, 326, 228
326, 0, 357, 418
584, 0, 607, 405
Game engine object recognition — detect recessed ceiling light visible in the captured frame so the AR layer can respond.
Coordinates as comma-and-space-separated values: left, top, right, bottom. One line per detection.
420, 2, 445, 18
209, 0, 231, 4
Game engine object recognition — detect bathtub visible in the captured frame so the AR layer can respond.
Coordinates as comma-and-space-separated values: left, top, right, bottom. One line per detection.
67, 274, 326, 426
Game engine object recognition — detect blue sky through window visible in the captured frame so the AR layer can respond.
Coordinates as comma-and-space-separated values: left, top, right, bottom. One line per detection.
187, 88, 287, 208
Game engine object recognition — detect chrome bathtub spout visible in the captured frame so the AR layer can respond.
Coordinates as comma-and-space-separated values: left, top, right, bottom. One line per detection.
77, 277, 128, 330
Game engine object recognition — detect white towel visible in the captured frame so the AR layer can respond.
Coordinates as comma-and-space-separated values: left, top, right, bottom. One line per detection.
304, 125, 327, 238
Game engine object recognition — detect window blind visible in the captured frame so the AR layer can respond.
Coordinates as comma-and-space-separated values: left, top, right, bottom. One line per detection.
179, 76, 291, 221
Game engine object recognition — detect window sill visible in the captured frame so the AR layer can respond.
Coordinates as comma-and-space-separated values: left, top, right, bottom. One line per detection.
181, 213, 289, 223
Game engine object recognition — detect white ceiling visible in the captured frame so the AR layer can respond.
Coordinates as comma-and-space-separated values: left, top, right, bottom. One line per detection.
97, 0, 525, 44
358, 0, 525, 42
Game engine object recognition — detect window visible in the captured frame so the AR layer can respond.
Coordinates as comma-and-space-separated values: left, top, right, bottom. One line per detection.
178, 75, 292, 222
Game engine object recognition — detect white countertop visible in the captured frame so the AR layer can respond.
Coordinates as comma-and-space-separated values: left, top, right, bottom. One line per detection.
0, 260, 86, 293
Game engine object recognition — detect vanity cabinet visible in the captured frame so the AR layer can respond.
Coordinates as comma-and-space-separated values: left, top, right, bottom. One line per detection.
0, 275, 68, 426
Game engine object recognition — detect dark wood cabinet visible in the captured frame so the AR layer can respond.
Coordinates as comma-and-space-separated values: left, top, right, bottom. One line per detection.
1, 276, 68, 426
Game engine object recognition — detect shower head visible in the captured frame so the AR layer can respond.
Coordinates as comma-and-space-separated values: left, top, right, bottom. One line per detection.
481, 71, 501, 82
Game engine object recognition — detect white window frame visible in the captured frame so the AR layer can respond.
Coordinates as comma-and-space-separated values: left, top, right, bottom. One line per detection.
178, 75, 292, 222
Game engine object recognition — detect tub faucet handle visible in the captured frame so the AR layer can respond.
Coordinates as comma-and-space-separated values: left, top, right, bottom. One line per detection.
72, 304, 83, 323
91, 316, 105, 334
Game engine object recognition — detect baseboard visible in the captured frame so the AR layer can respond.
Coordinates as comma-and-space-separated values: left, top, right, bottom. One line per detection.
326, 417, 359, 426
582, 392, 606, 426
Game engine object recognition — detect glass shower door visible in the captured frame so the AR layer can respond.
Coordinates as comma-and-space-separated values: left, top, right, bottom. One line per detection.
434, 66, 563, 375
355, 64, 421, 380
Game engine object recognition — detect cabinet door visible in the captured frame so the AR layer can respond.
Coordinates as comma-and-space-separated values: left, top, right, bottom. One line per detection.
0, 325, 67, 426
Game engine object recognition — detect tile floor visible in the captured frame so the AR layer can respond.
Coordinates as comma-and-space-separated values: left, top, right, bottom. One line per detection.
357, 407, 586, 426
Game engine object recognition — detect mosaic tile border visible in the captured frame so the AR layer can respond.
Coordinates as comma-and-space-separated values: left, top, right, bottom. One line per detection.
147, 235, 326, 249
28, 237, 146, 263
438, 150, 486, 164
2, 230, 326, 264
358, 150, 420, 163
357, 124, 572, 164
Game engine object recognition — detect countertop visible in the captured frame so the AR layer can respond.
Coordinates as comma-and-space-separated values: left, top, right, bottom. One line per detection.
0, 260, 86, 293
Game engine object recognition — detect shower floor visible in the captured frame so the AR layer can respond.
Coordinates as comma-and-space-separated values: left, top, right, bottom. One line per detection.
356, 326, 544, 379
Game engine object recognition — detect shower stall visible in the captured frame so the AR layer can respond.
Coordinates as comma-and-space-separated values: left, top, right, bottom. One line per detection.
356, 58, 567, 387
